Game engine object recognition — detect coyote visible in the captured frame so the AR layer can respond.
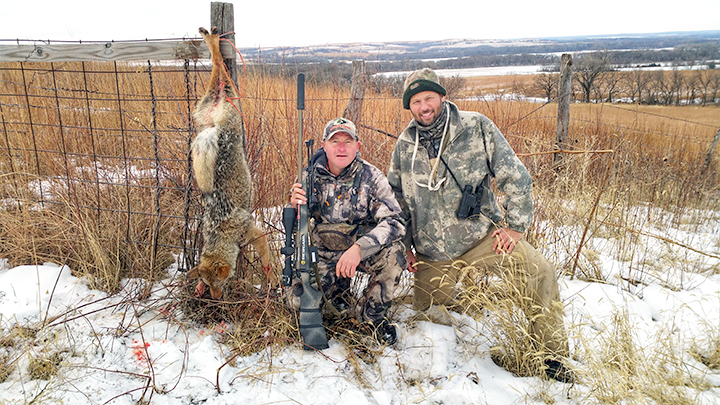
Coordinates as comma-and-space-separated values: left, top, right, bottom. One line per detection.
188, 27, 276, 299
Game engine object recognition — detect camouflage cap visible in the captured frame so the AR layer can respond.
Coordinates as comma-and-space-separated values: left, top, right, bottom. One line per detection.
323, 117, 358, 141
402, 68, 447, 109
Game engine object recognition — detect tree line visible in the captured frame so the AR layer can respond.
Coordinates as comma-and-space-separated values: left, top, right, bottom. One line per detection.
245, 49, 719, 106
530, 52, 720, 105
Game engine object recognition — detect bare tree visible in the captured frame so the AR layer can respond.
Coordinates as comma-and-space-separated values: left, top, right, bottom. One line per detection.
623, 69, 651, 104
597, 70, 623, 103
440, 75, 467, 98
533, 73, 558, 101
695, 69, 714, 106
709, 70, 720, 104
695, 69, 720, 106
650, 71, 675, 105
684, 74, 700, 105
592, 81, 604, 103
574, 52, 611, 103
369, 74, 404, 97
669, 67, 685, 105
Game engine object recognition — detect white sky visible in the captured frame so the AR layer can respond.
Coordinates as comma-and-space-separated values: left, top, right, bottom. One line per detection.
1, 0, 719, 48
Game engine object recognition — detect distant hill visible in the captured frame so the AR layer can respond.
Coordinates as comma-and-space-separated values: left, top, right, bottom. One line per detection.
238, 30, 720, 73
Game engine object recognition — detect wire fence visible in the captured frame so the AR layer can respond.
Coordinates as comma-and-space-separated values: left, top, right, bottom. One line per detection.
0, 59, 205, 275
1, 52, 718, 281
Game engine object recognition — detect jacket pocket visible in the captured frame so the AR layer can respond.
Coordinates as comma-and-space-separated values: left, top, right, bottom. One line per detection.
313, 222, 360, 251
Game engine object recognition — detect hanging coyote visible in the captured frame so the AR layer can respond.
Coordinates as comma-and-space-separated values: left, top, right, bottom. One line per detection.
188, 27, 276, 299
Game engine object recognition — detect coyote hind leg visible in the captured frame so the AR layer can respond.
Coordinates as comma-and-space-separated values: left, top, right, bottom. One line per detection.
198, 27, 227, 88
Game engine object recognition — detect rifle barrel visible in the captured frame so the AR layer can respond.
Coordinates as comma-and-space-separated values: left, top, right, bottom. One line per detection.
297, 73, 305, 178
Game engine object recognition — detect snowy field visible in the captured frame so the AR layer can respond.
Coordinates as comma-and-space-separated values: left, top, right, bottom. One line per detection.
1, 207, 719, 404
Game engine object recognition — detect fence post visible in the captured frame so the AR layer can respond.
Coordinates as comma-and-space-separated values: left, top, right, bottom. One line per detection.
555, 53, 573, 168
343, 60, 366, 125
703, 127, 720, 174
211, 2, 237, 87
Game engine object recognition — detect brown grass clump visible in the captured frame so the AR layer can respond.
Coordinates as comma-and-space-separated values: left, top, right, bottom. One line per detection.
698, 344, 720, 371
690, 322, 720, 371
456, 260, 546, 378
179, 264, 297, 355
178, 279, 385, 360
0, 186, 177, 293
0, 353, 11, 383
1, 325, 35, 380
28, 351, 63, 381
573, 310, 709, 405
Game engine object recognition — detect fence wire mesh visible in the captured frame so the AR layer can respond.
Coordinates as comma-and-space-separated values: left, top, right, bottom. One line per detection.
1, 57, 718, 286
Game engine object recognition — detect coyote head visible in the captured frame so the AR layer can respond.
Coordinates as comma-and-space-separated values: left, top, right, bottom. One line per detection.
188, 255, 233, 299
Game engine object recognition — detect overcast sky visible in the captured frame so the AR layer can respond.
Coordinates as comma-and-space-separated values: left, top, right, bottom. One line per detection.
1, 0, 719, 48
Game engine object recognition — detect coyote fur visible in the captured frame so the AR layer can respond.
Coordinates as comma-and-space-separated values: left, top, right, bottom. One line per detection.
188, 27, 276, 299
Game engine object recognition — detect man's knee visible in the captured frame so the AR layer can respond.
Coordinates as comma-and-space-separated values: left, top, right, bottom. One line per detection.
413, 261, 457, 310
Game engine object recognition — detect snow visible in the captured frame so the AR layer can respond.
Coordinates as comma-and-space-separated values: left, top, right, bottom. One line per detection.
1, 211, 720, 404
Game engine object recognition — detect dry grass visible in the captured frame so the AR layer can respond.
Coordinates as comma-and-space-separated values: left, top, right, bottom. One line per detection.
455, 260, 549, 379
1, 59, 720, 402
461, 74, 535, 98
28, 351, 63, 381
179, 273, 298, 355
690, 320, 720, 372
573, 310, 711, 405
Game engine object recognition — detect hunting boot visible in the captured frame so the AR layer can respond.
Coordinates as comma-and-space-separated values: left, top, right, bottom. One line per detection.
373, 318, 398, 346
544, 359, 574, 383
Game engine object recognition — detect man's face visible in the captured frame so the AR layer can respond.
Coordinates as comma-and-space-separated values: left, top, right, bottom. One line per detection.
409, 90, 445, 126
322, 132, 359, 175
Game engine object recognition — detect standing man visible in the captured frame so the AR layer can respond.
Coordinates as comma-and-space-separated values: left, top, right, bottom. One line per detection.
289, 117, 407, 345
386, 68, 572, 381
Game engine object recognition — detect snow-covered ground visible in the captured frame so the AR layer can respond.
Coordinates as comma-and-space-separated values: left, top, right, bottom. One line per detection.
1, 209, 719, 404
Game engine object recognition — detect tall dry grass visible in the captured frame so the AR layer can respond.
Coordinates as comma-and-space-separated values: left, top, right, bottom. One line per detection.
570, 308, 716, 405
1, 60, 720, 399
1, 59, 719, 290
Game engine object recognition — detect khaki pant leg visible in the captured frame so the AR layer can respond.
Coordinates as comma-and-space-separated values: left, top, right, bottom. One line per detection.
413, 255, 458, 311
460, 232, 569, 358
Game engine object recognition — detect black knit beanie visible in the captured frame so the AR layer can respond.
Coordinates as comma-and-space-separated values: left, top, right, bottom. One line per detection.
402, 68, 447, 109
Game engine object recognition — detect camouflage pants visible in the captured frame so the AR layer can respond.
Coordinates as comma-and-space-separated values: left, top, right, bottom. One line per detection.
288, 240, 406, 324
413, 229, 569, 357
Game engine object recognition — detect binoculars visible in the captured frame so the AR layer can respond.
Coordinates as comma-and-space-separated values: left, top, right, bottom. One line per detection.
456, 184, 484, 219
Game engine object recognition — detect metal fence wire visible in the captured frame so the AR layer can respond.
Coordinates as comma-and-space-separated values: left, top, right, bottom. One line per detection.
1, 56, 718, 284
0, 59, 207, 275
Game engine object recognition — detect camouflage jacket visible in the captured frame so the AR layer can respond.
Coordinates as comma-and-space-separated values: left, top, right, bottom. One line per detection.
298, 149, 405, 260
387, 101, 533, 261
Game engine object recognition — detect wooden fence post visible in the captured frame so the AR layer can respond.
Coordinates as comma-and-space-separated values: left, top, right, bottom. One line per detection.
703, 127, 720, 174
343, 60, 366, 125
555, 53, 573, 168
211, 2, 237, 87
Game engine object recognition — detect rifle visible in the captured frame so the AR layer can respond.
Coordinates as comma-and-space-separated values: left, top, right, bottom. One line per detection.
281, 73, 328, 350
